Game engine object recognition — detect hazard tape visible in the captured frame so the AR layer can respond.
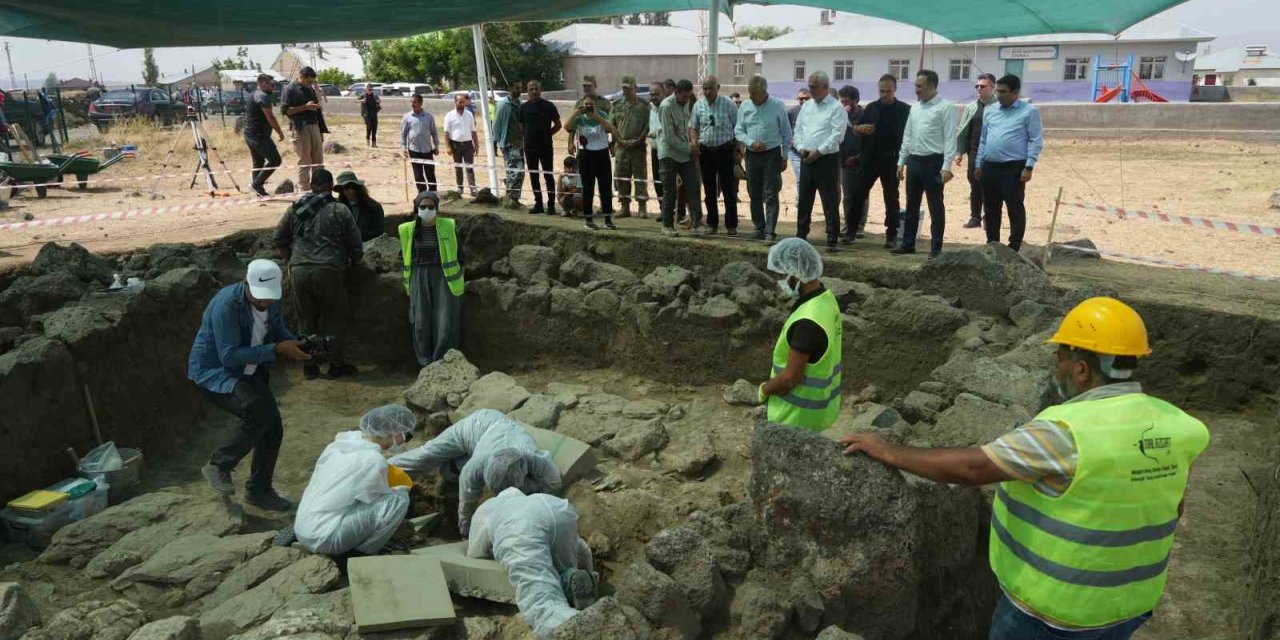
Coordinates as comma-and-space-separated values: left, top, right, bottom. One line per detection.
1066, 201, 1280, 238
1053, 243, 1280, 283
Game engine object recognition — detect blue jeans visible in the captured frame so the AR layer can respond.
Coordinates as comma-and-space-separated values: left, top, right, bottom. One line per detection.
988, 593, 1151, 640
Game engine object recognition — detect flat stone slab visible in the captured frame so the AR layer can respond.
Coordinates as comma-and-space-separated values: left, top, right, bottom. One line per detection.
411, 541, 515, 604
522, 425, 598, 484
348, 555, 456, 633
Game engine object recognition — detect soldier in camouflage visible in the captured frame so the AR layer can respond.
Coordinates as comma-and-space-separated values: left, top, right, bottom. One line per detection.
610, 75, 651, 218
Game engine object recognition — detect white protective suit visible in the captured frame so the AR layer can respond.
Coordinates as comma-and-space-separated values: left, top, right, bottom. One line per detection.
467, 488, 593, 639
387, 409, 562, 535
294, 431, 411, 555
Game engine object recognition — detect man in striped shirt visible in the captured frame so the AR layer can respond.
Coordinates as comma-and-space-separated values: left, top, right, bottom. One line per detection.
689, 75, 740, 235
837, 297, 1208, 640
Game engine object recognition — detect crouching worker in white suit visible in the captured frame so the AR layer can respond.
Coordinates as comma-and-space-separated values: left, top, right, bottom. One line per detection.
387, 408, 562, 536
293, 405, 417, 555
468, 488, 599, 639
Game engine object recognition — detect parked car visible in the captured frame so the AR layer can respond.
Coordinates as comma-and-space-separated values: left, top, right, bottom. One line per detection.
1, 90, 54, 145
345, 82, 384, 98
317, 83, 341, 97
444, 90, 510, 115
383, 82, 436, 97
89, 87, 176, 131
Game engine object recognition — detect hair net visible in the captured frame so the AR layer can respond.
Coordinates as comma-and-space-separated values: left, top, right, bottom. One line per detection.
359, 405, 417, 439
485, 448, 530, 494
767, 238, 824, 282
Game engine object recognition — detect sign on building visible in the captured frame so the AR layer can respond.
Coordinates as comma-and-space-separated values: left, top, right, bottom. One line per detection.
998, 45, 1059, 60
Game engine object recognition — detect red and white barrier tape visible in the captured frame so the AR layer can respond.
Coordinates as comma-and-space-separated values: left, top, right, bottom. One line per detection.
1067, 201, 1280, 238
1053, 243, 1280, 283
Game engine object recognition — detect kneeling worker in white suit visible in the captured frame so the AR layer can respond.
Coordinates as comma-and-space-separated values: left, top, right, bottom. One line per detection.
293, 405, 417, 555
467, 488, 598, 639
388, 408, 562, 536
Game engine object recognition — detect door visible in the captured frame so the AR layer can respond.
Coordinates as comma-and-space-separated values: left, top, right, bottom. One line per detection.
1004, 59, 1025, 77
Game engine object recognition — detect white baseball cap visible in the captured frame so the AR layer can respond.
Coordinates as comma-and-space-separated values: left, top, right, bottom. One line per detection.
246, 259, 283, 300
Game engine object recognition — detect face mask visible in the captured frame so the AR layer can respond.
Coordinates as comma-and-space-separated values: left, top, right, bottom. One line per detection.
386, 433, 408, 454
417, 206, 437, 223
777, 278, 800, 298
1051, 370, 1074, 401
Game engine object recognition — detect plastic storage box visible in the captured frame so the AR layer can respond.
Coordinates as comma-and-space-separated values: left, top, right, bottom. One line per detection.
0, 480, 109, 549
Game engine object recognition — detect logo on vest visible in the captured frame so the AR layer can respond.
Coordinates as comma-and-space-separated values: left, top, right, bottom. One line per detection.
1131, 425, 1177, 482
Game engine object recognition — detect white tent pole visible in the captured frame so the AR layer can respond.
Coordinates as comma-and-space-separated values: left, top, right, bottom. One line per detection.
706, 0, 720, 77
472, 24, 499, 193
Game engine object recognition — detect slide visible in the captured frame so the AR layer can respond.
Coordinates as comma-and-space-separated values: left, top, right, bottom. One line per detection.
1129, 74, 1168, 102
1094, 85, 1122, 103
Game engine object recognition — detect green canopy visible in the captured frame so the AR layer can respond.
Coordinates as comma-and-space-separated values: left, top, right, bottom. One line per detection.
0, 0, 1191, 48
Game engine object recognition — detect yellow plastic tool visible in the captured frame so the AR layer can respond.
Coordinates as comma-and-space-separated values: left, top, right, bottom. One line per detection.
387, 464, 414, 489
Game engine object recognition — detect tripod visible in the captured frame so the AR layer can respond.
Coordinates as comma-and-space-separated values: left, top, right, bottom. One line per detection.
150, 108, 241, 198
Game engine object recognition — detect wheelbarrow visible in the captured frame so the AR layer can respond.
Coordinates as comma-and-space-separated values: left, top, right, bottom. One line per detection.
45, 153, 128, 190
0, 155, 79, 198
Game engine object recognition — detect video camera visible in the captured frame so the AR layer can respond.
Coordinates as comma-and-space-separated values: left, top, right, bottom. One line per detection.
300, 334, 336, 356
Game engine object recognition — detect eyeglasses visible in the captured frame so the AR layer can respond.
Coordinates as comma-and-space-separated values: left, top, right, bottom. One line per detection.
798, 97, 810, 102
975, 84, 990, 89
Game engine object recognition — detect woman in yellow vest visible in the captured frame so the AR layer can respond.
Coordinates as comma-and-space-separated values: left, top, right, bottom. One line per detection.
757, 238, 843, 432
398, 191, 466, 367
837, 297, 1209, 639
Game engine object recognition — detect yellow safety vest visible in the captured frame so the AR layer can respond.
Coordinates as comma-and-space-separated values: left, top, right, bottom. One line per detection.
398, 217, 464, 297
990, 393, 1209, 628
766, 288, 843, 431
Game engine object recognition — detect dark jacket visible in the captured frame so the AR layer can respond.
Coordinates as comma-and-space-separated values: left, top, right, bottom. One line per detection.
840, 105, 864, 160
272, 193, 363, 267
856, 99, 911, 160
342, 197, 386, 242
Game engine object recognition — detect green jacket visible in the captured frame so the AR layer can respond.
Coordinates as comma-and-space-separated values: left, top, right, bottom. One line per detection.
610, 97, 651, 144
956, 97, 997, 156
656, 95, 693, 163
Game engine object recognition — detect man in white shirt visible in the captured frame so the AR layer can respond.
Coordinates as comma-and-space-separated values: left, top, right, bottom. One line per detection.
792, 71, 848, 252
443, 94, 479, 195
894, 69, 958, 258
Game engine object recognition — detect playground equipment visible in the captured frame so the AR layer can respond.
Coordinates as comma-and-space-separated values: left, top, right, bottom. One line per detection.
1092, 54, 1168, 103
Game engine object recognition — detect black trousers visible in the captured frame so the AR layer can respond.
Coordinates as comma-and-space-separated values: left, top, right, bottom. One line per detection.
201, 368, 282, 494
650, 147, 664, 200
363, 115, 378, 145
409, 150, 437, 193
246, 136, 281, 189
660, 157, 701, 228
526, 144, 556, 211
699, 142, 738, 229
579, 148, 614, 220
450, 140, 477, 192
982, 160, 1029, 251
852, 154, 902, 241
902, 154, 947, 254
797, 152, 841, 244
966, 150, 983, 220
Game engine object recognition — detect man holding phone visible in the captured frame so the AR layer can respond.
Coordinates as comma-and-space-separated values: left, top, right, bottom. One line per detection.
282, 66, 326, 191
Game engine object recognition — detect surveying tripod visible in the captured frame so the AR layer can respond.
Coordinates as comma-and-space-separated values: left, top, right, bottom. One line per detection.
150, 106, 241, 198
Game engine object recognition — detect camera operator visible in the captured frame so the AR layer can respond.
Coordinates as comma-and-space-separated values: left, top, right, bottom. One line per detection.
188, 259, 310, 511
272, 169, 364, 380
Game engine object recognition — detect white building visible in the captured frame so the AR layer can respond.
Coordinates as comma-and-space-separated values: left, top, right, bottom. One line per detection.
272, 44, 365, 81
756, 13, 1213, 102
1196, 45, 1280, 87
543, 23, 755, 94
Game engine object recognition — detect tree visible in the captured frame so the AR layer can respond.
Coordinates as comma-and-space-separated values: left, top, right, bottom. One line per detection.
44, 73, 60, 89
142, 48, 159, 85
735, 25, 792, 41
365, 23, 566, 91
316, 68, 355, 87
211, 46, 258, 72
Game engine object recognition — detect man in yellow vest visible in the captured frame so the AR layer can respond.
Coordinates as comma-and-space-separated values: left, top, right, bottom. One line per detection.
838, 297, 1209, 639
757, 238, 843, 431
398, 191, 465, 367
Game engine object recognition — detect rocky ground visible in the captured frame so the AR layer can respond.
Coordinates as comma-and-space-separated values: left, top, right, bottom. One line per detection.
1, 212, 1277, 639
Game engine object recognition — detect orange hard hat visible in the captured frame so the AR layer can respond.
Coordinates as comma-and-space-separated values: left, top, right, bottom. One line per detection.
1046, 297, 1151, 357
386, 463, 414, 489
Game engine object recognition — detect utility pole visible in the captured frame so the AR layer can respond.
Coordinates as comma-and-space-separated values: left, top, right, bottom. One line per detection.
4, 41, 16, 90
87, 43, 99, 85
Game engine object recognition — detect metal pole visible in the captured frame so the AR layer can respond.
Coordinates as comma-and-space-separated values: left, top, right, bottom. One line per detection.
218, 86, 226, 127
56, 87, 69, 143
471, 24, 498, 193
706, 0, 719, 78
919, 29, 926, 73
1042, 186, 1065, 268
3, 42, 16, 90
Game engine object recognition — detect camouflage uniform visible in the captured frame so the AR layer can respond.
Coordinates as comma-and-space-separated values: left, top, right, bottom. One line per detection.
611, 75, 651, 215
570, 74, 610, 154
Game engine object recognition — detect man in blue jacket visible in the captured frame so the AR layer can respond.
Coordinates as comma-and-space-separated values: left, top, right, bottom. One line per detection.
188, 259, 311, 511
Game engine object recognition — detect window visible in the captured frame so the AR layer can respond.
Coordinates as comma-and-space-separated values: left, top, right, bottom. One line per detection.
793, 60, 806, 82
948, 58, 971, 81
834, 60, 855, 81
733, 58, 745, 79
889, 59, 911, 80
1063, 57, 1090, 81
1139, 56, 1166, 80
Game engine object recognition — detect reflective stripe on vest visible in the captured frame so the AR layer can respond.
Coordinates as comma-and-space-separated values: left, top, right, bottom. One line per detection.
989, 393, 1209, 628
766, 288, 843, 432
398, 218, 465, 297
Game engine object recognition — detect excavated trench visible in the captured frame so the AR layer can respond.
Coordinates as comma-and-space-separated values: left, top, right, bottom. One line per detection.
1, 209, 1278, 639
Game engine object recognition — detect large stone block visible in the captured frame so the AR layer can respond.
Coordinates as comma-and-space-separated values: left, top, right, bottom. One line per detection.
198, 555, 341, 640
522, 425, 598, 484
411, 541, 514, 604
450, 372, 531, 421
404, 349, 480, 414
0, 582, 41, 640
915, 243, 1057, 316
349, 555, 456, 633
931, 350, 1051, 414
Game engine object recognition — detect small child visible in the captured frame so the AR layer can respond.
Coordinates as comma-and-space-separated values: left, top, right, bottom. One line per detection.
558, 156, 584, 217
